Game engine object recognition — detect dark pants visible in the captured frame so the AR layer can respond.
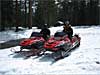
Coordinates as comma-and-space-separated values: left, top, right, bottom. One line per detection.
64, 31, 73, 40
43, 34, 50, 41
68, 33, 72, 40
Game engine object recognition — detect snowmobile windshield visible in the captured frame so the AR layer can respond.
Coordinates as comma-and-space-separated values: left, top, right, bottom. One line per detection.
31, 32, 42, 37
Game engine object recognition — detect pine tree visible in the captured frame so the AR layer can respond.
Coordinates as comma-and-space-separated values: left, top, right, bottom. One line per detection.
1, 0, 14, 31
34, 0, 57, 28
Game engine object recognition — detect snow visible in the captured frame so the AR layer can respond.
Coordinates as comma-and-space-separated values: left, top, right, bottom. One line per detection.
0, 26, 100, 75
0, 27, 40, 43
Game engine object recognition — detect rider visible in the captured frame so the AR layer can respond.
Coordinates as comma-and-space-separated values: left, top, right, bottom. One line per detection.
63, 21, 73, 40
40, 24, 50, 40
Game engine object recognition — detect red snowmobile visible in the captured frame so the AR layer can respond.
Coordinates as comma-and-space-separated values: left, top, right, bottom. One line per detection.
19, 32, 45, 51
43, 31, 81, 59
11, 32, 46, 58
10, 32, 45, 54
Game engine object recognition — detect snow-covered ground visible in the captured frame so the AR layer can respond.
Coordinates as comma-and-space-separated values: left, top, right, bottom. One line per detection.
0, 26, 100, 75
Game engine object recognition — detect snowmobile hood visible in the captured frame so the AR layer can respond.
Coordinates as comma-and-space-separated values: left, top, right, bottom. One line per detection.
44, 37, 65, 51
44, 34, 81, 52
20, 37, 45, 46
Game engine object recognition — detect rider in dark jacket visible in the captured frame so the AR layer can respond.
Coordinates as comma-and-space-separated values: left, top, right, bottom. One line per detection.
40, 24, 50, 40
63, 21, 73, 40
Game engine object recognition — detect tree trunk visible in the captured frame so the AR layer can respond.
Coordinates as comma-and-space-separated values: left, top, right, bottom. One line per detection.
25, 0, 27, 28
15, 0, 19, 32
28, 0, 32, 29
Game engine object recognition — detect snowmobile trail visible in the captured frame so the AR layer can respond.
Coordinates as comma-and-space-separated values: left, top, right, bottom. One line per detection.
10, 49, 41, 59
38, 49, 71, 65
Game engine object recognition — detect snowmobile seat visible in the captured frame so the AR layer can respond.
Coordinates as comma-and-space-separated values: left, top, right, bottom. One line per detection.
30, 32, 43, 37
54, 32, 66, 37
54, 32, 66, 40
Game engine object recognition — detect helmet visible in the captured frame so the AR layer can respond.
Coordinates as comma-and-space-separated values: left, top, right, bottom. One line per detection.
44, 24, 48, 28
65, 21, 69, 25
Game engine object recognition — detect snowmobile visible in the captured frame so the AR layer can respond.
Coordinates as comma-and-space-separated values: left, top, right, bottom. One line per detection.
11, 32, 45, 53
20, 32, 45, 50
42, 31, 81, 59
